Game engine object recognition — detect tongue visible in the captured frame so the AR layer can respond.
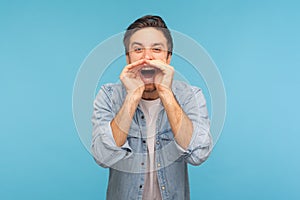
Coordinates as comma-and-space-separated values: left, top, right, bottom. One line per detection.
140, 70, 155, 84
143, 72, 154, 79
141, 69, 155, 79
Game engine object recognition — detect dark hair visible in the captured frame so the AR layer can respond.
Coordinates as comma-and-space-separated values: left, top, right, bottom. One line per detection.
123, 15, 173, 55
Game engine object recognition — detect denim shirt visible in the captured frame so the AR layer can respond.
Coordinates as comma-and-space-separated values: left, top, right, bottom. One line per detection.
92, 80, 212, 200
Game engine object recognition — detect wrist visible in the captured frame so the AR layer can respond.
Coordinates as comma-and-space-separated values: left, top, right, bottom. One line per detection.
158, 88, 174, 102
126, 91, 142, 105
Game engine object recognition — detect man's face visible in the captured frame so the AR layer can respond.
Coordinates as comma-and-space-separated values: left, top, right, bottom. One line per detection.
126, 27, 171, 93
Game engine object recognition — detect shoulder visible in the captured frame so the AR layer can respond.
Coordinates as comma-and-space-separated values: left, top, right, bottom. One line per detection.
172, 80, 202, 95
98, 83, 125, 95
95, 83, 126, 102
172, 80, 203, 105
93, 83, 126, 112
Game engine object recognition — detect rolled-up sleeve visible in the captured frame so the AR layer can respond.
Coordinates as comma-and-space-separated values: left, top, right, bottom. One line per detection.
179, 86, 213, 166
91, 85, 132, 168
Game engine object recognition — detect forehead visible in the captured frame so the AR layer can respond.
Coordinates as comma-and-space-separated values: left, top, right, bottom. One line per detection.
129, 27, 167, 46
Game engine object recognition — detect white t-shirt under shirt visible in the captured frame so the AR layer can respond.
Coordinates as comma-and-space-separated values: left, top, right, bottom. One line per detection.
139, 98, 163, 200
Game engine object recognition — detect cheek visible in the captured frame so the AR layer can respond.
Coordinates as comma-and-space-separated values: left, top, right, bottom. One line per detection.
153, 54, 169, 62
127, 54, 142, 63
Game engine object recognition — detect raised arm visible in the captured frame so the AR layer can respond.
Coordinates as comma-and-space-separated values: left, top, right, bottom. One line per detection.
111, 59, 146, 146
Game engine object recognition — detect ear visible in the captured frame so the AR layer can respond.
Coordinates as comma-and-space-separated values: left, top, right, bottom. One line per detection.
166, 53, 172, 64
126, 54, 130, 64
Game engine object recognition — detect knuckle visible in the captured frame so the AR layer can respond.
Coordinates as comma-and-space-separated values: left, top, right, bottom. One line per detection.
167, 65, 174, 73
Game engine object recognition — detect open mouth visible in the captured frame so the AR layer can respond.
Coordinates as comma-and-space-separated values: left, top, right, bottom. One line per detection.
139, 67, 156, 84
140, 67, 156, 78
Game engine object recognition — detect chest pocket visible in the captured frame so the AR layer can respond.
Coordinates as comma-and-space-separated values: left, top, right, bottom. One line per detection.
127, 136, 143, 153
127, 123, 143, 153
158, 128, 174, 144
157, 128, 185, 163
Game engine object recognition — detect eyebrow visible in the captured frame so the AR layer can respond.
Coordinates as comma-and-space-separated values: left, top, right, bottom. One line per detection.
130, 42, 166, 47
130, 42, 143, 47
152, 43, 165, 47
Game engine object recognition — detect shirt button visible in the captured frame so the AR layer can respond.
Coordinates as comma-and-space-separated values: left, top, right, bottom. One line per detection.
161, 186, 165, 190
139, 185, 143, 189
143, 140, 146, 143
141, 115, 145, 119
141, 162, 144, 166
157, 163, 161, 167
156, 141, 160, 145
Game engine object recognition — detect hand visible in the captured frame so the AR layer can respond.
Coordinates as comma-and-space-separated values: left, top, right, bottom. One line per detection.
145, 59, 174, 93
120, 59, 146, 99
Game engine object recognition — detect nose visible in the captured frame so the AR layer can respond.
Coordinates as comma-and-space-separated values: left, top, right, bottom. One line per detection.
143, 48, 153, 60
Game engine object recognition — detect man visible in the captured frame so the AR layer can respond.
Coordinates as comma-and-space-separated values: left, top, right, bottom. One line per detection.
92, 15, 212, 200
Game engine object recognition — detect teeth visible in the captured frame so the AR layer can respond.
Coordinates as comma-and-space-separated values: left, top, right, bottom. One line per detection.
141, 66, 155, 71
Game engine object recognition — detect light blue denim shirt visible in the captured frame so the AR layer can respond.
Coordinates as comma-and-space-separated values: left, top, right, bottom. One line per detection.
92, 80, 212, 200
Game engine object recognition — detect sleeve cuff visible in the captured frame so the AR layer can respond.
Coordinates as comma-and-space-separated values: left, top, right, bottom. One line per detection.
101, 121, 132, 152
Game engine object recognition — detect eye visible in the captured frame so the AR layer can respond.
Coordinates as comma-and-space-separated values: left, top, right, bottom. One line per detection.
152, 47, 162, 53
134, 47, 143, 53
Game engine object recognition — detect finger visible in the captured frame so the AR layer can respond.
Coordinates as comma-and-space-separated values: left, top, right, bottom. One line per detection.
126, 59, 146, 70
122, 60, 146, 76
145, 60, 172, 72
130, 64, 145, 74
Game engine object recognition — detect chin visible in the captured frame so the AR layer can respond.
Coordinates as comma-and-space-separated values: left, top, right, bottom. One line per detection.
144, 84, 156, 93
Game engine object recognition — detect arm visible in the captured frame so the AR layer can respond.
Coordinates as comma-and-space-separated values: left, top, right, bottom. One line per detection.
159, 85, 212, 166
146, 59, 212, 165
91, 85, 133, 168
111, 92, 141, 146
145, 59, 193, 149
111, 59, 145, 146
158, 88, 193, 150
180, 86, 212, 165
92, 60, 146, 168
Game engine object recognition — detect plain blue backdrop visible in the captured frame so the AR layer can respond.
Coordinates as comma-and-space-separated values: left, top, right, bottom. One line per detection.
1, 0, 299, 199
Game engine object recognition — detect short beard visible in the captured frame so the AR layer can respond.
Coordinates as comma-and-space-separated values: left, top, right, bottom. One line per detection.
144, 88, 156, 93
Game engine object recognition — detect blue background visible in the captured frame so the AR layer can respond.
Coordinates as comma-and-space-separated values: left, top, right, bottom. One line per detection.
1, 0, 299, 199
